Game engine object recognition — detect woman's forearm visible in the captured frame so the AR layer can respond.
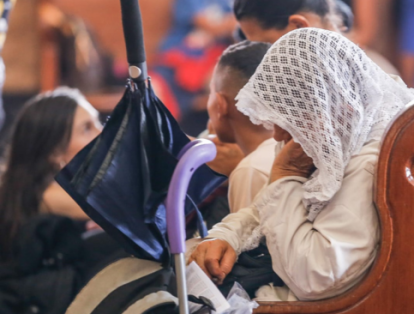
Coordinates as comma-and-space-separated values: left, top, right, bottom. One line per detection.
207, 205, 261, 255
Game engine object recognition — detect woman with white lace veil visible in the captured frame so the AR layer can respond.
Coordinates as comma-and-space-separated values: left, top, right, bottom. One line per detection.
189, 28, 414, 301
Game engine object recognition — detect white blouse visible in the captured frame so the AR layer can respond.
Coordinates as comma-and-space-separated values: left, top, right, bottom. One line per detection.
228, 138, 276, 213
205, 140, 380, 301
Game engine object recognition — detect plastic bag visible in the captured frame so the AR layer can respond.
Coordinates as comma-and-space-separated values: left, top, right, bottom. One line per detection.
192, 282, 258, 314
222, 282, 259, 314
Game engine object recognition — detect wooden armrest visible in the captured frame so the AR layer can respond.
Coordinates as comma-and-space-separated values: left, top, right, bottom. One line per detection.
254, 102, 414, 314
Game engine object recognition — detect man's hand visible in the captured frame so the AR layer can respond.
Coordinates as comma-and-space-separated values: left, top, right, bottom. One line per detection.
207, 135, 244, 177
270, 140, 315, 183
188, 239, 237, 285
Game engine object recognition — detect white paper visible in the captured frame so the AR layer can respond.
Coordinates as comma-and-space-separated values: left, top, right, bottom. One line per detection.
186, 261, 230, 314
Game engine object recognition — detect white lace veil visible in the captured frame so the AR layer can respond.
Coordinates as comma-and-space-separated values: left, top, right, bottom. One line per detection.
236, 28, 414, 221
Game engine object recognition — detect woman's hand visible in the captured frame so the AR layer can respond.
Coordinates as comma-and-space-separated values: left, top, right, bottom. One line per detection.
270, 140, 315, 183
188, 239, 237, 285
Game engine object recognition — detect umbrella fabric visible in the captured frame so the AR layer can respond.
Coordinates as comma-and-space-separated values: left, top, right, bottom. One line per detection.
57, 80, 225, 263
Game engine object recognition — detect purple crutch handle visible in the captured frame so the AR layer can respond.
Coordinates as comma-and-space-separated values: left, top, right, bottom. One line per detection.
177, 140, 200, 160
166, 139, 217, 254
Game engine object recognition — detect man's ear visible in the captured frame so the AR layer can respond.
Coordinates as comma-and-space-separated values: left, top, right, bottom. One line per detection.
216, 92, 230, 119
288, 14, 311, 29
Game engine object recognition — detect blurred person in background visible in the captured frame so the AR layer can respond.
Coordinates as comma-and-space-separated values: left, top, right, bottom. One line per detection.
234, 0, 399, 75
344, 0, 400, 76
349, 0, 397, 61
233, 0, 344, 44
0, 87, 102, 262
38, 1, 114, 92
399, 0, 414, 87
153, 0, 237, 136
0, 0, 16, 132
0, 0, 114, 158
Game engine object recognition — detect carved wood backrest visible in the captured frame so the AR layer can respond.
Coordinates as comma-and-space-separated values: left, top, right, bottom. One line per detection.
255, 102, 414, 314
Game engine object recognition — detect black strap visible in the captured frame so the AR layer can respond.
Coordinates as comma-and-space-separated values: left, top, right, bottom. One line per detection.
141, 295, 215, 314
89, 266, 217, 314
187, 196, 208, 238
91, 267, 175, 314
188, 295, 216, 312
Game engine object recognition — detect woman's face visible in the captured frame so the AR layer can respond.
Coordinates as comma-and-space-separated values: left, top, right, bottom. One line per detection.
61, 102, 102, 165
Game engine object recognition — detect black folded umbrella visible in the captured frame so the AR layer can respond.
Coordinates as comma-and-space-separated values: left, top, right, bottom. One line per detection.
56, 0, 225, 263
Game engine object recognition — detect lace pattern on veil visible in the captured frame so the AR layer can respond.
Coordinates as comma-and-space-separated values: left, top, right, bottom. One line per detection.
236, 28, 414, 221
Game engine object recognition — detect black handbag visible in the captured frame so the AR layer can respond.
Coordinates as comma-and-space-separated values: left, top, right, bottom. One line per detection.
218, 243, 284, 299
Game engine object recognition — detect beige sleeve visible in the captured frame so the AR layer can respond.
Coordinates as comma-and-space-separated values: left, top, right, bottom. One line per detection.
206, 205, 261, 255
228, 167, 269, 213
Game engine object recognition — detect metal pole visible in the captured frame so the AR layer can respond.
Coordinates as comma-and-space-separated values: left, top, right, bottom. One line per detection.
175, 253, 189, 314
166, 140, 217, 314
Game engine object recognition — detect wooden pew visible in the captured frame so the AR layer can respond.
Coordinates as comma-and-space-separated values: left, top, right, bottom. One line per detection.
255, 101, 414, 313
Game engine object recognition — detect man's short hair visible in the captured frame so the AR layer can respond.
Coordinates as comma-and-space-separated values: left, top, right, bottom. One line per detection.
234, 0, 331, 30
218, 41, 272, 82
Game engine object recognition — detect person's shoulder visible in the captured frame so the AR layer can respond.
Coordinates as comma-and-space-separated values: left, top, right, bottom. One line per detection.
43, 182, 63, 200
347, 140, 380, 176
353, 140, 380, 161
42, 183, 70, 211
236, 138, 277, 174
42, 182, 88, 220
